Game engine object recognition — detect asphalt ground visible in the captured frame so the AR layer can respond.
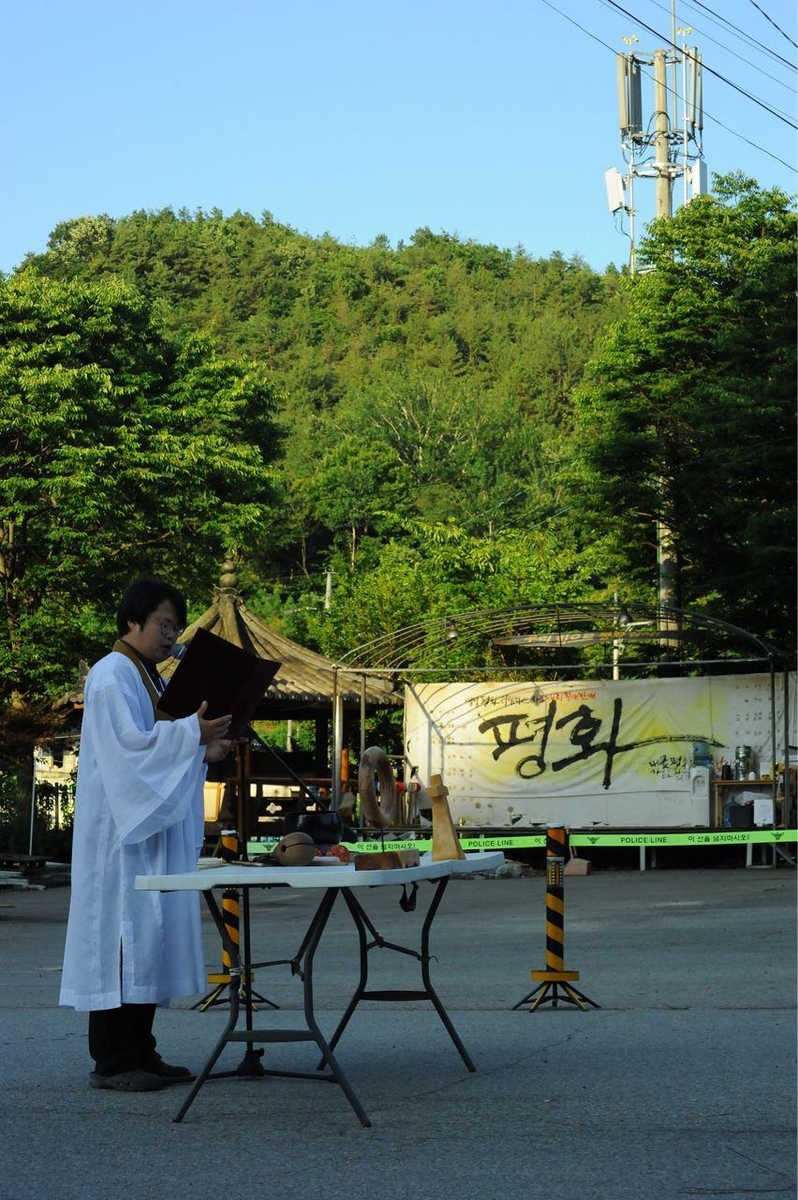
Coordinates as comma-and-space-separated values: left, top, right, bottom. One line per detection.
0, 864, 795, 1200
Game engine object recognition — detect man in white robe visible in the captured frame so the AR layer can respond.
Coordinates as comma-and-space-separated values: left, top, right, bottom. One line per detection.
60, 577, 232, 1092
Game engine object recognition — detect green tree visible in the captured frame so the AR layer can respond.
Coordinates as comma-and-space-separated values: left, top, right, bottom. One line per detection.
21, 205, 628, 635
0, 271, 283, 718
310, 512, 619, 668
569, 174, 797, 646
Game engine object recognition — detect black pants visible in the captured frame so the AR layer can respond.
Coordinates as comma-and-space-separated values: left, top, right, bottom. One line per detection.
88, 1004, 157, 1077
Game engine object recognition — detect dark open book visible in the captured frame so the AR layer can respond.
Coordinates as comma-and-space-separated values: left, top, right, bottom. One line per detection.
158, 627, 280, 739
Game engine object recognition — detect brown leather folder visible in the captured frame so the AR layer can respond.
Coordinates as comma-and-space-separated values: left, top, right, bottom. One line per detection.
158, 627, 280, 738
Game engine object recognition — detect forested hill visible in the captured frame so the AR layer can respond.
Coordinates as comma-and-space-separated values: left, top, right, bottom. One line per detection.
24, 209, 624, 413
16, 209, 630, 661
5, 179, 793, 712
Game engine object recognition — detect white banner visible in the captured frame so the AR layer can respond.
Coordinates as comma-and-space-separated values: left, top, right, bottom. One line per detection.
403, 673, 791, 827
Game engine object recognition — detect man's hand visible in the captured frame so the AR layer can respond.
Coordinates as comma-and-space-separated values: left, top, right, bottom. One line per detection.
203, 737, 234, 763
196, 701, 233, 745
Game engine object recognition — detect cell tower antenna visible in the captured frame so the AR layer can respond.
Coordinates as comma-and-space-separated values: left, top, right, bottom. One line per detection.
605, 25, 705, 271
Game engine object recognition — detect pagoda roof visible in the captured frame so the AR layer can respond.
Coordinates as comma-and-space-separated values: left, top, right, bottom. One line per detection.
59, 567, 398, 717
159, 579, 398, 715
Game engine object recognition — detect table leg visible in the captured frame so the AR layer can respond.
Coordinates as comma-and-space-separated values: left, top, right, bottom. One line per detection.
419, 877, 476, 1072
174, 892, 244, 1123
294, 888, 371, 1126
176, 887, 370, 1127
321, 878, 475, 1072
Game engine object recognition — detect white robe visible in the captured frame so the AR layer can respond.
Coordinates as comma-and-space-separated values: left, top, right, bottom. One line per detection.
60, 650, 208, 1011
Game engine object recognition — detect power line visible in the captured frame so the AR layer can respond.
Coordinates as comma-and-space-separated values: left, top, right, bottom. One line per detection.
747, 0, 798, 50
634, 55, 797, 171
643, 0, 797, 90
539, 0, 797, 171
538, 0, 618, 54
599, 0, 798, 129
697, 107, 795, 172
689, 0, 797, 69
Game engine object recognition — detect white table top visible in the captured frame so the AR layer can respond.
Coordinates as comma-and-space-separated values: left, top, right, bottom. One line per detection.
135, 851, 505, 892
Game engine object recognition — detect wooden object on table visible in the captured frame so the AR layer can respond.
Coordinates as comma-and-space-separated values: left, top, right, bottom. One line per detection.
353, 849, 421, 871
357, 746, 399, 827
427, 774, 465, 861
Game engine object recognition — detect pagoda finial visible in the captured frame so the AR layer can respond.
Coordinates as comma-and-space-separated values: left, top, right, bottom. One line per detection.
219, 557, 238, 592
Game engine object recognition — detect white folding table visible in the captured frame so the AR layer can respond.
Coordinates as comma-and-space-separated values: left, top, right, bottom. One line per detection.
135, 851, 503, 1126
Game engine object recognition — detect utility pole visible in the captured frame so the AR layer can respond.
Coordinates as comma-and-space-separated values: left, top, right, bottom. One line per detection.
603, 8, 704, 642
652, 49, 676, 634
604, 25, 704, 273
653, 49, 672, 219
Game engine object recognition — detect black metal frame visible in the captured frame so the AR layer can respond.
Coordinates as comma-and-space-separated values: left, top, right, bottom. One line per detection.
173, 875, 475, 1127
322, 881, 475, 1072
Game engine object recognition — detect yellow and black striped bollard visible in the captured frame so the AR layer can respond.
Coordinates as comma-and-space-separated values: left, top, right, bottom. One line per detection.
195, 828, 275, 1014
513, 825, 599, 1012
194, 830, 244, 1011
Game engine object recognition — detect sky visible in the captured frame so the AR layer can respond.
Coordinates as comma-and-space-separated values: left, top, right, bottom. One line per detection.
2, 0, 795, 275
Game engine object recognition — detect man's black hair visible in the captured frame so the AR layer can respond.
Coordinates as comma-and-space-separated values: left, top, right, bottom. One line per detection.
116, 577, 188, 635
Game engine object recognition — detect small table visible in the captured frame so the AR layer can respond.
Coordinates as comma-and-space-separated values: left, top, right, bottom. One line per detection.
135, 852, 503, 1126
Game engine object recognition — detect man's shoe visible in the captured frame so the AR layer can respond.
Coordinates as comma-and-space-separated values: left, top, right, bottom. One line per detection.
89, 1069, 164, 1092
142, 1052, 195, 1084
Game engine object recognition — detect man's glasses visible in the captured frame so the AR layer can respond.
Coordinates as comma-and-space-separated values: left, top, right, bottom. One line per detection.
148, 618, 184, 638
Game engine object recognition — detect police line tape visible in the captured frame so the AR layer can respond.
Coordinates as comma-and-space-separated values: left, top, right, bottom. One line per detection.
247, 828, 798, 855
